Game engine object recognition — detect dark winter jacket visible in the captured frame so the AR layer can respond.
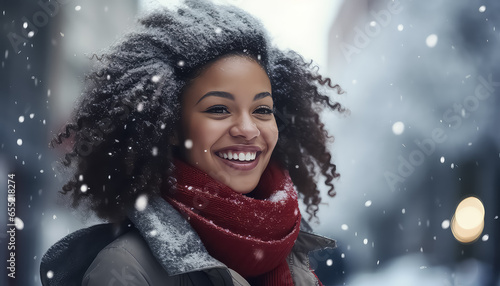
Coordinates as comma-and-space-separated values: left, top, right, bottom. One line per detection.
40, 196, 335, 285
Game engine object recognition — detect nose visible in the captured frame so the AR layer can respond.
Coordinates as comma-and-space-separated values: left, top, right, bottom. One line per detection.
229, 114, 260, 140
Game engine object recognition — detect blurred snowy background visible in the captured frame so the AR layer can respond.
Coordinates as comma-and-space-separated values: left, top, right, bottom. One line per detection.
1, 0, 499, 285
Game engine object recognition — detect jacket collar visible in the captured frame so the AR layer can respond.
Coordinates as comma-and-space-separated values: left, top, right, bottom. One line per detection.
298, 218, 337, 252
128, 195, 225, 276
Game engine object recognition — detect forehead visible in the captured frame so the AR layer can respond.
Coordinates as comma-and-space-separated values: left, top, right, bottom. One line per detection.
185, 55, 271, 94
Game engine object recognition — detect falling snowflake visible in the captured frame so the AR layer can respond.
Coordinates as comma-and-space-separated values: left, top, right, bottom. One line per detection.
326, 259, 333, 266
392, 121, 405, 135
254, 249, 264, 260
441, 220, 450, 229
47, 271, 54, 279
80, 184, 88, 193
137, 102, 144, 112
15, 217, 24, 230
135, 194, 148, 211
426, 34, 438, 48
152, 75, 161, 82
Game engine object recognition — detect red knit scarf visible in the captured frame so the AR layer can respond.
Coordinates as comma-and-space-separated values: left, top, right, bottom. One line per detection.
162, 159, 301, 285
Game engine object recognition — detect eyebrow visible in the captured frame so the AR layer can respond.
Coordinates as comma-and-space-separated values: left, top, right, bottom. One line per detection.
195, 91, 271, 105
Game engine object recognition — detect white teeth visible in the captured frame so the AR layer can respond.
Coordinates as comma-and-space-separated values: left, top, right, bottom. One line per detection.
218, 151, 257, 162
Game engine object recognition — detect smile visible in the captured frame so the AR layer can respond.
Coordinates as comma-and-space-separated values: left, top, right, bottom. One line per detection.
217, 151, 257, 162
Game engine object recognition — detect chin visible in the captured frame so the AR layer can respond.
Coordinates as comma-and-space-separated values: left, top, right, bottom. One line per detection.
225, 182, 256, 194
224, 179, 259, 194
231, 187, 254, 194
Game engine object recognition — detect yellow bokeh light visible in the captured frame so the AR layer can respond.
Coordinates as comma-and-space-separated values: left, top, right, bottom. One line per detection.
451, 196, 485, 244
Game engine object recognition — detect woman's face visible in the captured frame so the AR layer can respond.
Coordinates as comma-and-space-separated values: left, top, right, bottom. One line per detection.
181, 55, 278, 194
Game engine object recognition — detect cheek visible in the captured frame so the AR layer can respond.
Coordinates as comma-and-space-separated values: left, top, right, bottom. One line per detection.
186, 119, 226, 151
262, 121, 279, 151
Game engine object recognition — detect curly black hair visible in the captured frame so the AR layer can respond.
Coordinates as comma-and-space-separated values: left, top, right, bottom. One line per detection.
52, 0, 344, 222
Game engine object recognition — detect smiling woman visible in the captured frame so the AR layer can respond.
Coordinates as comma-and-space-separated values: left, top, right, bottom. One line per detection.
40, 0, 344, 285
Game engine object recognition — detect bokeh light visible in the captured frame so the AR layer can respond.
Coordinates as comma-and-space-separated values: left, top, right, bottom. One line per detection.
451, 197, 485, 243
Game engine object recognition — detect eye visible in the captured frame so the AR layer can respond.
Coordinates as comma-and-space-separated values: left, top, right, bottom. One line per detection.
204, 105, 229, 114
254, 106, 274, 115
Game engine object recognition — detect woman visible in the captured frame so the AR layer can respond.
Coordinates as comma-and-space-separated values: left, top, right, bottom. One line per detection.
40, 0, 344, 285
